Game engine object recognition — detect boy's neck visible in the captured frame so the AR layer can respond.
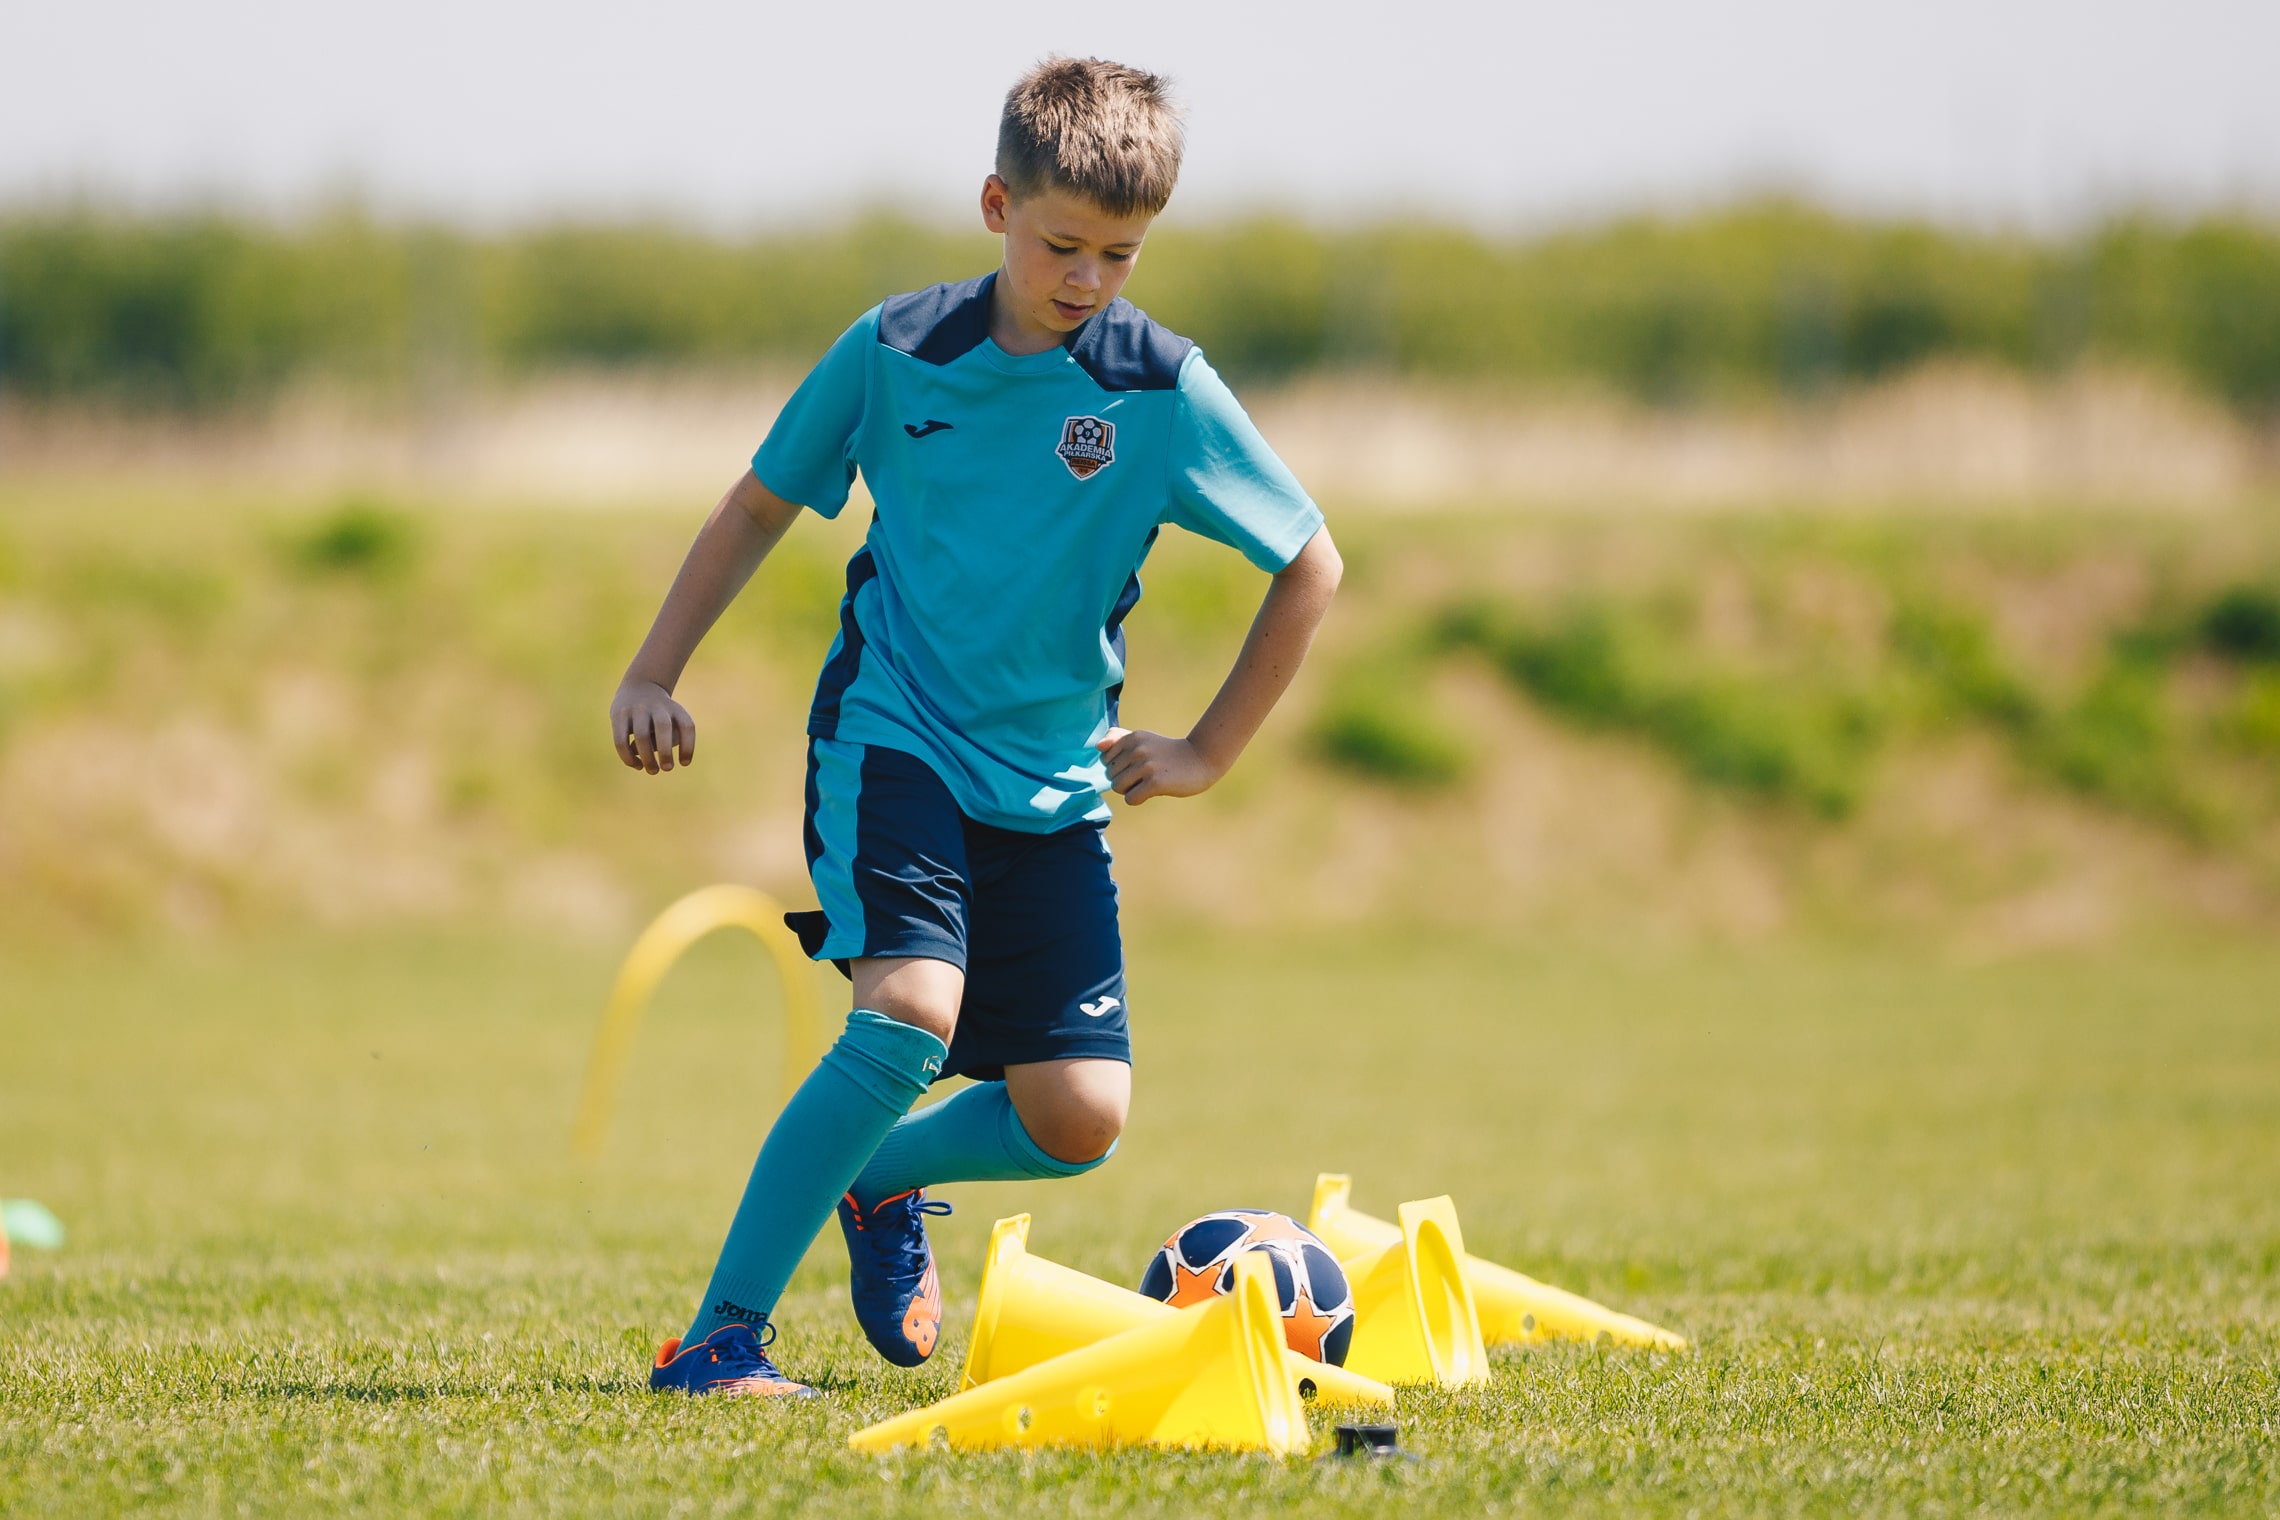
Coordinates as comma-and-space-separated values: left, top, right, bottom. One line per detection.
986, 268, 1073, 358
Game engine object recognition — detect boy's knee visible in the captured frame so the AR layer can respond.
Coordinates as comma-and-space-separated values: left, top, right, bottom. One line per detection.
1005, 1058, 1129, 1170
1024, 1104, 1124, 1167
851, 956, 964, 1046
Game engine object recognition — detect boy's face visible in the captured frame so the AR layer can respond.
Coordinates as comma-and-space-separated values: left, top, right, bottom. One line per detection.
981, 175, 1154, 349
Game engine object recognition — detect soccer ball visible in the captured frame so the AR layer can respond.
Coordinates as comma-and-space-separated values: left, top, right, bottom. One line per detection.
1136, 1209, 1355, 1365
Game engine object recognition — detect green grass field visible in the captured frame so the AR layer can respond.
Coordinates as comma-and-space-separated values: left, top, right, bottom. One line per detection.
3, 927, 2275, 1516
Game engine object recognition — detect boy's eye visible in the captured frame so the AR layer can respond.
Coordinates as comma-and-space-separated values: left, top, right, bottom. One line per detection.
1105, 250, 1133, 262
1046, 241, 1078, 255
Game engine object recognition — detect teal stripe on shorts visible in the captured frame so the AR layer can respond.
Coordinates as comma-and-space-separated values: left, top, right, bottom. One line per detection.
807, 737, 870, 963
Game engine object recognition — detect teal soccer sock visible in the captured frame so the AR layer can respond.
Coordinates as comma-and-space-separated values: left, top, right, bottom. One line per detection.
681, 1010, 945, 1349
849, 1079, 1115, 1210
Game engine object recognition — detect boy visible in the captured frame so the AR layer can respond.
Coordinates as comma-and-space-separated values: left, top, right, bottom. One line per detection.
612, 56, 1341, 1397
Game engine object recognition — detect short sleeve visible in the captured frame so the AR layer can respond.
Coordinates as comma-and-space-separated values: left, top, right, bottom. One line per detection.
1162, 350, 1324, 572
751, 307, 879, 517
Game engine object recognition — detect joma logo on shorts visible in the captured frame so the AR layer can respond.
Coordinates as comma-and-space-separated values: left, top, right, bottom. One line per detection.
1080, 996, 1121, 1018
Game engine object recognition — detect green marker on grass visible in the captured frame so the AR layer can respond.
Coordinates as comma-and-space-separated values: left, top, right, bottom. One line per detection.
2, 1198, 66, 1250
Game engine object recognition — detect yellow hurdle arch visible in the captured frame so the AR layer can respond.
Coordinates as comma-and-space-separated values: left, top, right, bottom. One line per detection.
572, 884, 825, 1158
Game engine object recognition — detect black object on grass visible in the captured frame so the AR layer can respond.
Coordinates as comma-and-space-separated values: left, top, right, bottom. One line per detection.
1333, 1423, 1400, 1458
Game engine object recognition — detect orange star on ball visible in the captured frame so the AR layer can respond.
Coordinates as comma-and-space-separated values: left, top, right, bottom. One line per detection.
1164, 1258, 1226, 1308
1239, 1214, 1315, 1246
1281, 1288, 1339, 1361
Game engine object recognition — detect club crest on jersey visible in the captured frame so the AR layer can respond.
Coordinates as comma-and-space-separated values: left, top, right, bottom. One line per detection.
1056, 415, 1116, 480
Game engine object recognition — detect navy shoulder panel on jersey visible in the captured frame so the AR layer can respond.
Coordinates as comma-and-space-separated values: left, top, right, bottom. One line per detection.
1066, 299, 1193, 392
878, 278, 1191, 388
877, 274, 996, 366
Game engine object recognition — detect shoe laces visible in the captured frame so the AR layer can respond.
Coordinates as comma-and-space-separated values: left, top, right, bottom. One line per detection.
845, 1191, 951, 1276
844, 1191, 953, 1232
886, 1194, 955, 1230
704, 1319, 781, 1372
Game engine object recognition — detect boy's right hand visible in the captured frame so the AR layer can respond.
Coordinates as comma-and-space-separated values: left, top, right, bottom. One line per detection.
612, 679, 696, 774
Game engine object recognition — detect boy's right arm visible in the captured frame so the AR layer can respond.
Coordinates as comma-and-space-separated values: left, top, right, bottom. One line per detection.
611, 469, 802, 775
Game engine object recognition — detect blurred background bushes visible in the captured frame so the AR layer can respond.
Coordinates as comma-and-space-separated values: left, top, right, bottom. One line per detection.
1309, 538, 2280, 847
1435, 601, 1883, 818
3, 484, 2276, 938
4, 202, 2280, 411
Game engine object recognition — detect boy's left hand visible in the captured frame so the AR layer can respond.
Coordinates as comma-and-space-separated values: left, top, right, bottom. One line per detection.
1093, 727, 1220, 805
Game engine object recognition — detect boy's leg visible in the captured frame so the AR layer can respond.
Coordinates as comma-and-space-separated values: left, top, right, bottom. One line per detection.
848, 1057, 1128, 1209
847, 813, 1130, 1207
676, 963, 957, 1355
833, 1056, 1126, 1369
665, 740, 974, 1387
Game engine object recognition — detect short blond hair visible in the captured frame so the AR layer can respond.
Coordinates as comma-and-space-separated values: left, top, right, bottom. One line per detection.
997, 57, 1184, 218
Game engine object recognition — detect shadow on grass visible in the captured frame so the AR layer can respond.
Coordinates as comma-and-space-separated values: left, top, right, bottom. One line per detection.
263, 1372, 884, 1401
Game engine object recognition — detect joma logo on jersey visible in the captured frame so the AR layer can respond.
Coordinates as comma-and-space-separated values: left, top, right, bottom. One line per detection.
1056, 415, 1116, 480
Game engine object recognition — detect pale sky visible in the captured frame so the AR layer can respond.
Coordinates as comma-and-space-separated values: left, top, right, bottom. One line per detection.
5, 0, 2277, 229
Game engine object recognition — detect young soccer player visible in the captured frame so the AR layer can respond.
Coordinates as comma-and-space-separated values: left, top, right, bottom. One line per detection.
613, 57, 1341, 1396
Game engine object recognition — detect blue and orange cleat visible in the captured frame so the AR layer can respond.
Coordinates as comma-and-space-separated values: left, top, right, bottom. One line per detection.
836, 1189, 953, 1367
649, 1322, 817, 1398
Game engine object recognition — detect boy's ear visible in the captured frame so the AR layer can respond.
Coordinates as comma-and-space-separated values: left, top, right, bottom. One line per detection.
980, 174, 1012, 234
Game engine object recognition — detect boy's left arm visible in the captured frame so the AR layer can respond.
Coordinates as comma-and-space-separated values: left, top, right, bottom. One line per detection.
1095, 526, 1342, 805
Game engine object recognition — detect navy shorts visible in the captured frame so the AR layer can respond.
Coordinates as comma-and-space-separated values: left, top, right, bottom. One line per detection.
784, 738, 1129, 1083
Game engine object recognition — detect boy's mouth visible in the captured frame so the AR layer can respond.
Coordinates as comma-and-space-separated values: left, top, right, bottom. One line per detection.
1050, 299, 1093, 323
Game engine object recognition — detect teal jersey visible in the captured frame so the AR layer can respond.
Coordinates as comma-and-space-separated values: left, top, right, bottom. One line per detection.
753, 273, 1323, 833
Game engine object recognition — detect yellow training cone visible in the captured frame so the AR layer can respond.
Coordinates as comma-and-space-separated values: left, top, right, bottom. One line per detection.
849, 1253, 1308, 1455
1311, 1174, 1688, 1352
960, 1214, 1393, 1411
1336, 1195, 1491, 1387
